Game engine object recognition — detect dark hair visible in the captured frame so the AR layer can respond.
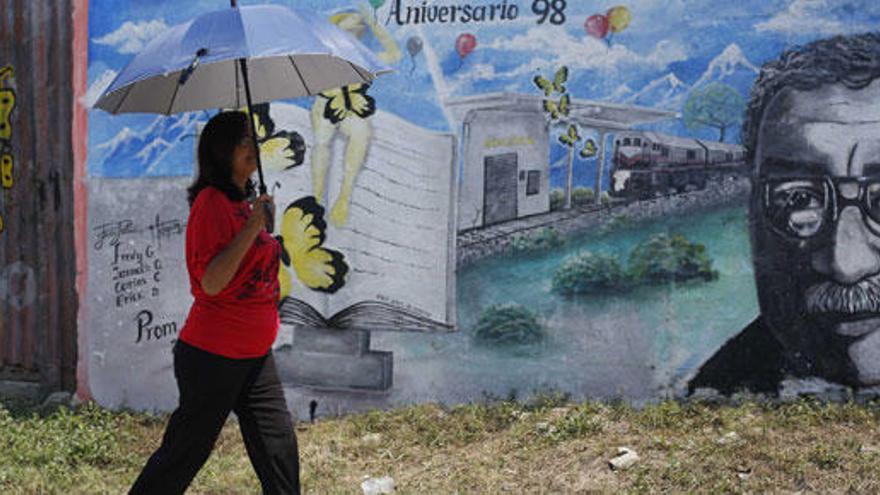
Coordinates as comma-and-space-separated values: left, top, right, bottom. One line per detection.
743, 32, 880, 167
187, 111, 255, 206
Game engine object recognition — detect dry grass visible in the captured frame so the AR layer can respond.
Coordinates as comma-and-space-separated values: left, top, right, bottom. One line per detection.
3, 395, 880, 493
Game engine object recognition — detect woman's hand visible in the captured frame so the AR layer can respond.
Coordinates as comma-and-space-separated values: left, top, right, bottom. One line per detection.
246, 194, 275, 231
201, 195, 274, 296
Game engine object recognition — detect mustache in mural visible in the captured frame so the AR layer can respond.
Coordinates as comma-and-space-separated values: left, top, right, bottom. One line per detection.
806, 276, 880, 315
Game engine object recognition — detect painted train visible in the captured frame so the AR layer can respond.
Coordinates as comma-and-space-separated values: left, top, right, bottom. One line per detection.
610, 131, 746, 198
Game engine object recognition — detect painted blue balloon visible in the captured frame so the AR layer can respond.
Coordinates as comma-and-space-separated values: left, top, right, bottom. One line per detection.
406, 36, 423, 58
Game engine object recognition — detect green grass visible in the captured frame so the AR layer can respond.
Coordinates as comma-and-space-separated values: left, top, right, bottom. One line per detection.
3, 396, 880, 493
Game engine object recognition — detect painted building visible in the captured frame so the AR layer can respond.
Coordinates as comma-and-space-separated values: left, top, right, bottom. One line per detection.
448, 94, 551, 230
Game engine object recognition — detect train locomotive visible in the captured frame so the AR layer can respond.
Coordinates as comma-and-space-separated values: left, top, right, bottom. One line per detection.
610, 131, 746, 198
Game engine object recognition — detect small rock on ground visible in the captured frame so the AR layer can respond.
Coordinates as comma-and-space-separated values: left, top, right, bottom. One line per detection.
717, 431, 740, 445
609, 447, 640, 470
361, 476, 395, 494
361, 433, 383, 446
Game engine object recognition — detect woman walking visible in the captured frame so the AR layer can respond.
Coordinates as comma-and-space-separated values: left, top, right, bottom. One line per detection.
130, 111, 300, 494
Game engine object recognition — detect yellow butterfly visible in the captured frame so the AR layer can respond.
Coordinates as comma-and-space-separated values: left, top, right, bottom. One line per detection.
320, 83, 376, 124
277, 196, 348, 298
543, 94, 570, 120
0, 65, 15, 141
558, 124, 581, 147
580, 138, 597, 158
533, 66, 568, 96
1, 150, 12, 189
236, 103, 306, 172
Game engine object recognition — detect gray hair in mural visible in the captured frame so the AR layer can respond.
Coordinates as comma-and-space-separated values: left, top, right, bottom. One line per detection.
690, 33, 880, 395
742, 33, 880, 166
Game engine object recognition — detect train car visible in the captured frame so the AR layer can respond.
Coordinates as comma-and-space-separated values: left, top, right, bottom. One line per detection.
611, 131, 745, 198
699, 139, 744, 165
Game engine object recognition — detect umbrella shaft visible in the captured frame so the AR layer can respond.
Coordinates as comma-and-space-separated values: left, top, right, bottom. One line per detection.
238, 58, 266, 195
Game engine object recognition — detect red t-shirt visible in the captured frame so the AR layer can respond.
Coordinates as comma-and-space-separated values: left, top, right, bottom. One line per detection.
179, 186, 281, 358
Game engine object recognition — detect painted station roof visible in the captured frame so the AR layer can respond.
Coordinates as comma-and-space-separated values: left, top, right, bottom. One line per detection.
445, 93, 678, 131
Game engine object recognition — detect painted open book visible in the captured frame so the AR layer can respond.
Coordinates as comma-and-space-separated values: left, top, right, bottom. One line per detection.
262, 102, 457, 333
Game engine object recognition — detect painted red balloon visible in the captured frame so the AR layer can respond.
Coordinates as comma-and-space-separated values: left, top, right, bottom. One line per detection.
455, 33, 477, 59
585, 14, 609, 39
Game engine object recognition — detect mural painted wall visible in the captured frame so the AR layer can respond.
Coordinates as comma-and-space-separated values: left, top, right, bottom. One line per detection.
82, 0, 880, 417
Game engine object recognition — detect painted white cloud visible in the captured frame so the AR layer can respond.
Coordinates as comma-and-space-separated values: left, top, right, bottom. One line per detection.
453, 27, 686, 88
94, 19, 170, 54
80, 69, 118, 109
446, 63, 505, 96
756, 0, 869, 35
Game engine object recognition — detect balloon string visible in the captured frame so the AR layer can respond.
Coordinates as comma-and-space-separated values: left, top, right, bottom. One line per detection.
457, 58, 463, 70
410, 56, 416, 76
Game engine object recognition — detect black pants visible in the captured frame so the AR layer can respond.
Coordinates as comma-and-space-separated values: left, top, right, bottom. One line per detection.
130, 340, 300, 494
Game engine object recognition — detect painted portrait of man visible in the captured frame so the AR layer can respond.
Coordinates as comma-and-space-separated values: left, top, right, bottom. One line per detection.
690, 33, 880, 395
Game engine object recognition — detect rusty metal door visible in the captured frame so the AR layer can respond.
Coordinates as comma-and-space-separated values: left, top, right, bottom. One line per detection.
0, 0, 78, 392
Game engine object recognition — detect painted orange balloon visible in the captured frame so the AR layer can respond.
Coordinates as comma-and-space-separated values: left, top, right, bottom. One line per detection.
606, 6, 632, 34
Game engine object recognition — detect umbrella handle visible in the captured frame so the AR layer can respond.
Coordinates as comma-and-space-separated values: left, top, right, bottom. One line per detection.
262, 202, 274, 234
237, 57, 273, 233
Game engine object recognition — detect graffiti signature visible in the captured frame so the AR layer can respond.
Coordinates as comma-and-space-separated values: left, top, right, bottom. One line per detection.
146, 213, 186, 248
93, 219, 140, 250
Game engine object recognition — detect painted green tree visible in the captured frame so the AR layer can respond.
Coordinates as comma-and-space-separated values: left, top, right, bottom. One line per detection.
683, 82, 744, 143
558, 124, 579, 209
534, 66, 576, 208
533, 66, 608, 207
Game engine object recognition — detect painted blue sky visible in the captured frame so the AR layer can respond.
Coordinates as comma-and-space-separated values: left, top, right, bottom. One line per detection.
85, 0, 880, 177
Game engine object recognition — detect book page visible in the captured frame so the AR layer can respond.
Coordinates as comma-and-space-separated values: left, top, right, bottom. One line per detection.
266, 102, 456, 332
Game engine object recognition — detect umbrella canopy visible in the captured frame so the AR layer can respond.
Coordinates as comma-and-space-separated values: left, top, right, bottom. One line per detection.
95, 4, 392, 115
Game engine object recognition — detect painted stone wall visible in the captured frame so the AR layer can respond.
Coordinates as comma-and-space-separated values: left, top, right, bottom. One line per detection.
81, 0, 880, 416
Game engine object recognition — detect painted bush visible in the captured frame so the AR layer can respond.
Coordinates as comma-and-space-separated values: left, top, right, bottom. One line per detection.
550, 189, 565, 211
510, 228, 564, 253
551, 233, 717, 296
571, 187, 594, 206
628, 233, 717, 284
473, 304, 545, 345
552, 252, 627, 295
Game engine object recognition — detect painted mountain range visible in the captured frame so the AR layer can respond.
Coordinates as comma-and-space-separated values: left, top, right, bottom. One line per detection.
91, 110, 206, 177
614, 44, 759, 111
610, 44, 760, 143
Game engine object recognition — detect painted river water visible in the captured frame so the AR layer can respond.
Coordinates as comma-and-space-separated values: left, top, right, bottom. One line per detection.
296, 204, 759, 412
